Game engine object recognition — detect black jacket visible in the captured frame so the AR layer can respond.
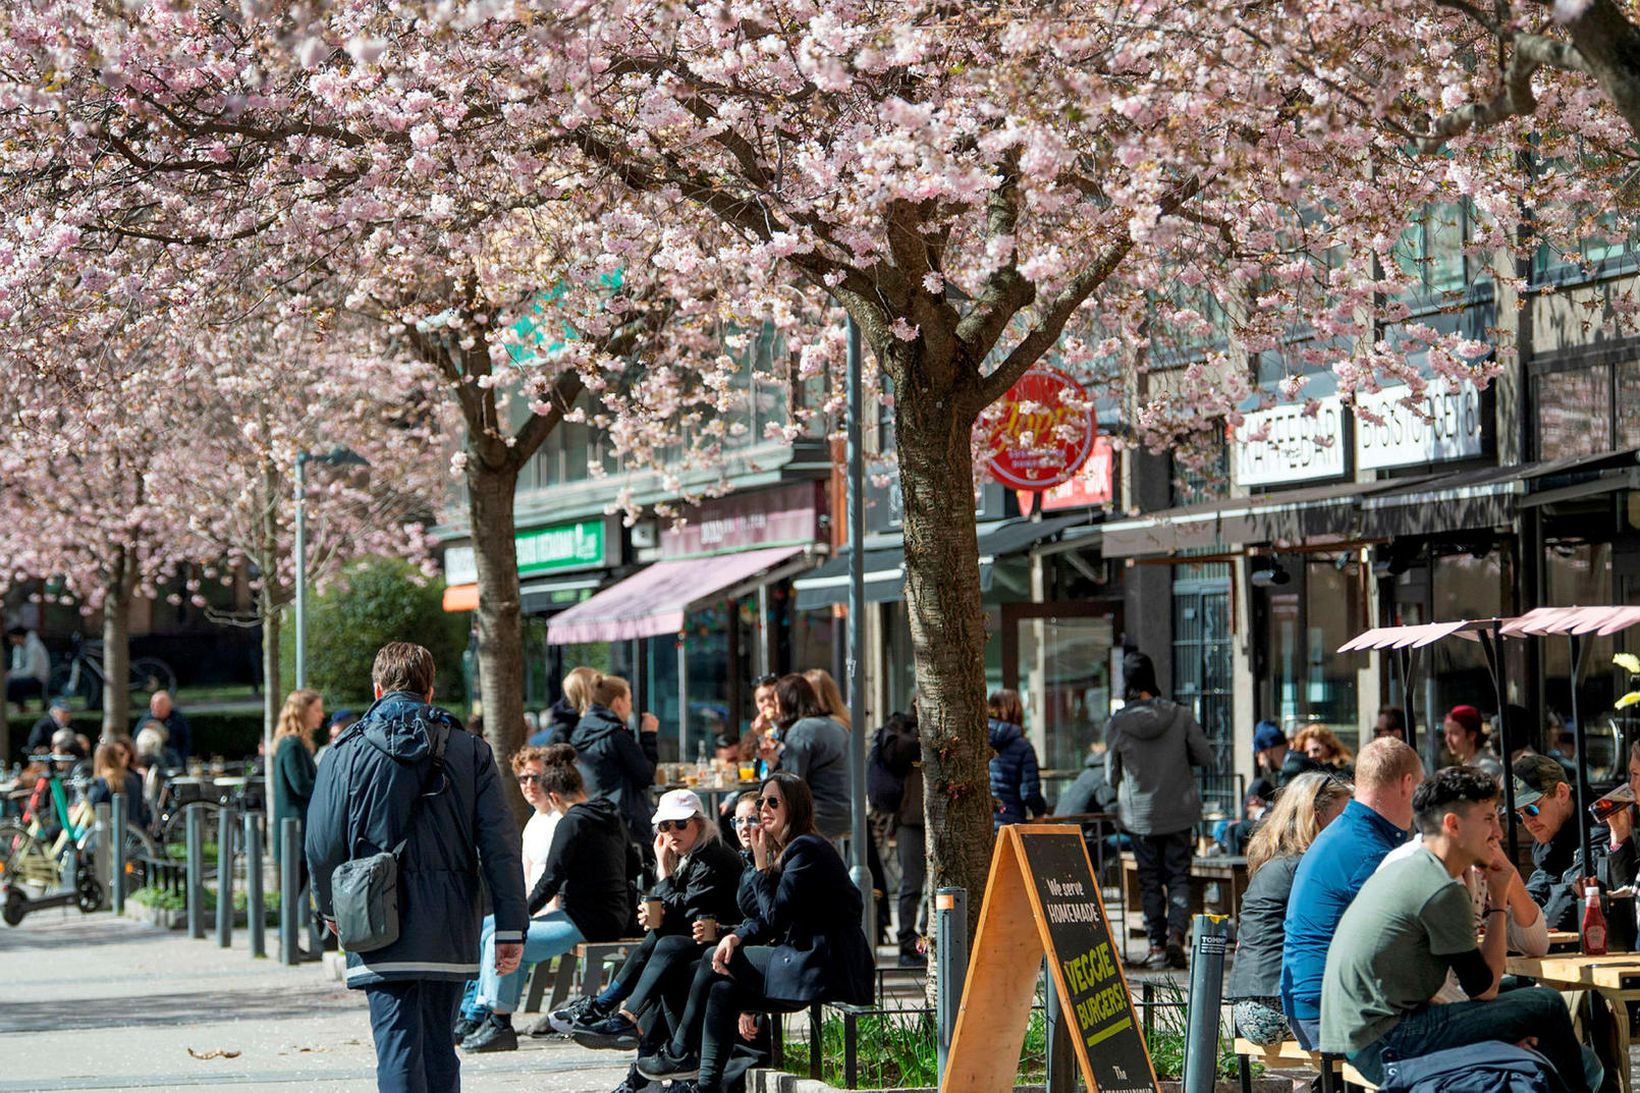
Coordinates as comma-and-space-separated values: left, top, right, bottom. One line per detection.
651, 836, 744, 936
528, 698, 580, 749
1225, 855, 1299, 1000
305, 692, 525, 989
527, 797, 633, 941
1527, 816, 1635, 931
24, 715, 61, 759
87, 770, 150, 829
877, 711, 923, 827
570, 705, 658, 843
735, 834, 875, 1005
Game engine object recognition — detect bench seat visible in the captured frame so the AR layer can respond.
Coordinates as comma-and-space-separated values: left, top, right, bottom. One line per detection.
1232, 1037, 1377, 1091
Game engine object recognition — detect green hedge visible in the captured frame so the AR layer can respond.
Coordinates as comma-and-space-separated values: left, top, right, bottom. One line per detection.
7, 710, 265, 762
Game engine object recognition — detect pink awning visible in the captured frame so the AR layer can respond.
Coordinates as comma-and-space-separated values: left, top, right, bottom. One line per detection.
546, 545, 808, 645
1501, 605, 1640, 638
1337, 620, 1474, 653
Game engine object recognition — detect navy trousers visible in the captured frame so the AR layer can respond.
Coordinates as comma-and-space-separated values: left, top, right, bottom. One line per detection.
365, 978, 464, 1093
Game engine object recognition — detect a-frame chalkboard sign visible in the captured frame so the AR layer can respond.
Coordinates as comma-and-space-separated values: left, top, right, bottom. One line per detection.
941, 825, 1160, 1092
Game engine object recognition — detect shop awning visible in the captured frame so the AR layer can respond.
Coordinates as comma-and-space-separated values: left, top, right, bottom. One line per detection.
520, 575, 605, 614
1101, 479, 1402, 559
546, 545, 809, 644
791, 515, 1091, 610
1355, 463, 1526, 538
442, 584, 478, 612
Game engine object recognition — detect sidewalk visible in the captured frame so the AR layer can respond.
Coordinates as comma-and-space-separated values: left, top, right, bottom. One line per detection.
0, 907, 630, 1092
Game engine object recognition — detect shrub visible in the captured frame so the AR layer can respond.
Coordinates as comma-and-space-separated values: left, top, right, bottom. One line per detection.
280, 556, 466, 709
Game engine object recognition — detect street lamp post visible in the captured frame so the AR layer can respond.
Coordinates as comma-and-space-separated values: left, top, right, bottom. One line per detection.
293, 447, 370, 690
844, 317, 874, 942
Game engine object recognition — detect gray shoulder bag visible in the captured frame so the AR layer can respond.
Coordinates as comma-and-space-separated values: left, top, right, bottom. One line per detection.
331, 725, 449, 953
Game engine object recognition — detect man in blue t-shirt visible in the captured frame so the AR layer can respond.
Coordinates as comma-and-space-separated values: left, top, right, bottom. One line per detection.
1281, 736, 1423, 1048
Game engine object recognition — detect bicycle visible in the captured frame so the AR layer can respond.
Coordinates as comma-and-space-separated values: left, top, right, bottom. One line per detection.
47, 633, 177, 713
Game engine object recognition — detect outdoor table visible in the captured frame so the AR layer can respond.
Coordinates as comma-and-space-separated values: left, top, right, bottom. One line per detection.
1119, 850, 1249, 937
1506, 952, 1640, 1093
654, 780, 760, 808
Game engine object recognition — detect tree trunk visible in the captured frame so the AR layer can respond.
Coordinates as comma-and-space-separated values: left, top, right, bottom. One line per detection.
467, 456, 529, 821
101, 547, 135, 739
892, 353, 995, 943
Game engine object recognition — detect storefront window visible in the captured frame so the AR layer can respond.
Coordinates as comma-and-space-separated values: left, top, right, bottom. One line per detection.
1542, 542, 1620, 779
1260, 556, 1363, 737
1536, 367, 1613, 460
1426, 549, 1513, 728
1619, 361, 1640, 449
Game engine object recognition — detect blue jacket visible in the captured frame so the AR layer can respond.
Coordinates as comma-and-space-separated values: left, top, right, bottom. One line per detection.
988, 719, 1045, 828
305, 692, 526, 989
570, 705, 658, 844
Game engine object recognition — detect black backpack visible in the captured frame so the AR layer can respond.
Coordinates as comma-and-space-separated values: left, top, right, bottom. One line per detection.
867, 716, 915, 813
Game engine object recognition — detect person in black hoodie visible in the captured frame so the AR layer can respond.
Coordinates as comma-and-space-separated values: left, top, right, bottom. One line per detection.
568, 789, 745, 1058
571, 674, 660, 850
638, 773, 875, 1092
530, 665, 600, 748
461, 743, 633, 1053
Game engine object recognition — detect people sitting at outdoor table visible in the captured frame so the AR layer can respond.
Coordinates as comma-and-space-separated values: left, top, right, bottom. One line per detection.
462, 744, 635, 1053
1513, 753, 1636, 931
1600, 739, 1640, 890
566, 788, 746, 1054
1222, 720, 1302, 855
1320, 766, 1595, 1092
453, 745, 563, 1047
637, 773, 874, 1093
87, 740, 151, 829
759, 674, 851, 841
1281, 736, 1422, 1048
1443, 703, 1504, 781
135, 690, 191, 762
1227, 771, 1352, 1046
572, 674, 660, 853
1291, 723, 1353, 778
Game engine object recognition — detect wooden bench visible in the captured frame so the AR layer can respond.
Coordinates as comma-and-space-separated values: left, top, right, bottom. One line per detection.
1232, 1038, 1377, 1092
521, 938, 645, 1015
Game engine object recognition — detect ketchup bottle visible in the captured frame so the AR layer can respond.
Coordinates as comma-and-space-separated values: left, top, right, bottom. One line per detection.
1584, 885, 1609, 956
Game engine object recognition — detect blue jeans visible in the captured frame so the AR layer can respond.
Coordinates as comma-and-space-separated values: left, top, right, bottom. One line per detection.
474, 911, 584, 1014
1349, 985, 1593, 1092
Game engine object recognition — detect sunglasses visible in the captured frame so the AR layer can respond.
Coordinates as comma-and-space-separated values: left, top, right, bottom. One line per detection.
656, 819, 695, 833
757, 795, 783, 811
733, 816, 760, 828
1515, 802, 1542, 819
516, 774, 541, 787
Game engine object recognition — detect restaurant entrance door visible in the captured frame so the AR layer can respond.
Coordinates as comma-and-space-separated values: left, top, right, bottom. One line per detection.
1001, 603, 1119, 800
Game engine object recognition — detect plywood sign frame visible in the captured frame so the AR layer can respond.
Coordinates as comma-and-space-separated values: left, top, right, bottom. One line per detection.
941, 825, 1160, 1092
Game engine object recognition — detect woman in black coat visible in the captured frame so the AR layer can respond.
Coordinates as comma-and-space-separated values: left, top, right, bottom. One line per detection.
568, 675, 659, 847
638, 773, 874, 1091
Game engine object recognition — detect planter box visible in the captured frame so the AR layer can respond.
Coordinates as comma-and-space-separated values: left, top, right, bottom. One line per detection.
745, 1069, 1292, 1093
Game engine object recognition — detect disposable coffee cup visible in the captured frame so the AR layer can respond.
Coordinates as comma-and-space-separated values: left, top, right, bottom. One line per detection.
697, 916, 719, 943
643, 898, 664, 925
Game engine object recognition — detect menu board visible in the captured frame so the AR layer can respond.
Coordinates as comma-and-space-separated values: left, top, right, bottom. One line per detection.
1021, 830, 1158, 1091
941, 826, 1158, 1093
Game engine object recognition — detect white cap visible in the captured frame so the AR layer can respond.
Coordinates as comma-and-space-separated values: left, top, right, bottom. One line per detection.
651, 789, 707, 826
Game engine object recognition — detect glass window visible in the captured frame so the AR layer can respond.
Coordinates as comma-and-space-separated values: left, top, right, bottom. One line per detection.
1542, 542, 1620, 780
1260, 557, 1363, 738
1619, 361, 1640, 449
1427, 549, 1507, 726
1017, 614, 1114, 791
1536, 368, 1612, 459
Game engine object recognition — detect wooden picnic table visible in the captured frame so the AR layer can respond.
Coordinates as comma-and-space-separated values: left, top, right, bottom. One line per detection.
1507, 951, 1640, 1093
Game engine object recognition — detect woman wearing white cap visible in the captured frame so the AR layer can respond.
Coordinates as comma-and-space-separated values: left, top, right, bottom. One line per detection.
562, 789, 743, 1062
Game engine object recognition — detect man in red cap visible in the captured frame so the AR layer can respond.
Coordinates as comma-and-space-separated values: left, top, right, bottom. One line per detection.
1443, 704, 1502, 781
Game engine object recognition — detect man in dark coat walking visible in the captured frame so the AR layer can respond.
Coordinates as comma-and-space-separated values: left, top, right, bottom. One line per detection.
306, 642, 525, 1093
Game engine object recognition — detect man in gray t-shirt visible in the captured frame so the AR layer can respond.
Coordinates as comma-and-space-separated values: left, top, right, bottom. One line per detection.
1319, 766, 1592, 1091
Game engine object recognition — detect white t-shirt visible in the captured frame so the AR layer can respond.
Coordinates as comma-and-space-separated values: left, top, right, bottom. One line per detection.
522, 808, 560, 899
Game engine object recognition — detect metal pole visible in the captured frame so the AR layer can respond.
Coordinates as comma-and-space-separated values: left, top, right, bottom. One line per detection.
935, 886, 969, 1083
677, 636, 688, 764
280, 817, 301, 965
110, 794, 126, 916
1570, 634, 1594, 878
216, 804, 234, 947
246, 812, 266, 958
1044, 958, 1076, 1093
185, 804, 205, 939
92, 802, 112, 910
845, 315, 873, 941
1183, 914, 1232, 1093
294, 452, 308, 689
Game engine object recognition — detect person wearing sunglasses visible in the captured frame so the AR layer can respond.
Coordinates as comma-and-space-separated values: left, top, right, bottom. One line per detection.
638, 773, 874, 1091
568, 790, 743, 1062
462, 744, 635, 1054
453, 746, 564, 1045
1513, 753, 1636, 932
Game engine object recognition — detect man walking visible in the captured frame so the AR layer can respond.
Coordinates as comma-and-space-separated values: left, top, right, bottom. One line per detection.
307, 642, 525, 1093
1104, 650, 1213, 969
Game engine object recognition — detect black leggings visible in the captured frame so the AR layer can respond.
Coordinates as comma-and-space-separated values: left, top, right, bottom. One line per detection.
626, 933, 705, 1017
694, 945, 802, 1092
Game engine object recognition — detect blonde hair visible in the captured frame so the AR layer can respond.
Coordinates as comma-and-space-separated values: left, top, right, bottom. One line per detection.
1355, 735, 1422, 792
591, 674, 631, 708
563, 666, 599, 716
1246, 771, 1353, 875
275, 689, 322, 753
1293, 723, 1353, 765
803, 669, 851, 730
93, 741, 130, 788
